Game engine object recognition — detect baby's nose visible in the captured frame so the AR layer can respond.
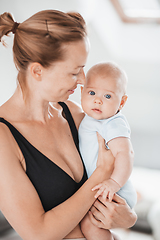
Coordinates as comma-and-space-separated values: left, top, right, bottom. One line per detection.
94, 97, 103, 105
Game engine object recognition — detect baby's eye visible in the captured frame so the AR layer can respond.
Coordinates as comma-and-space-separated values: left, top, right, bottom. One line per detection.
89, 91, 95, 96
104, 94, 111, 99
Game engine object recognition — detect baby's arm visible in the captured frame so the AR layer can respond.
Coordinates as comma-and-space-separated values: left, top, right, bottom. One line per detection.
108, 137, 134, 187
93, 137, 134, 201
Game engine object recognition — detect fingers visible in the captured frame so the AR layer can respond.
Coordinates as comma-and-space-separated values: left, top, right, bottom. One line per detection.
96, 132, 106, 150
96, 132, 115, 171
102, 188, 109, 201
112, 193, 126, 205
94, 196, 119, 216
94, 188, 104, 199
89, 206, 105, 228
92, 183, 114, 202
92, 199, 108, 218
92, 183, 103, 191
97, 196, 116, 208
92, 184, 111, 200
108, 191, 114, 202
88, 211, 104, 228
92, 184, 105, 199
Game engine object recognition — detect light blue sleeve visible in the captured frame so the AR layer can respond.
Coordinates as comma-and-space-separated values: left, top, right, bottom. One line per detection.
102, 114, 131, 144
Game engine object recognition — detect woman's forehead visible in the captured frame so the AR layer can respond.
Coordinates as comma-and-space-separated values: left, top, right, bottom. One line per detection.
63, 39, 89, 64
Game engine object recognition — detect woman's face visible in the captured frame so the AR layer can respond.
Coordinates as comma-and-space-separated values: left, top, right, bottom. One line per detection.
41, 38, 89, 102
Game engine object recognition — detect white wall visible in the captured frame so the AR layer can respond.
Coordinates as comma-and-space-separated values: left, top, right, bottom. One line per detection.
0, 0, 160, 169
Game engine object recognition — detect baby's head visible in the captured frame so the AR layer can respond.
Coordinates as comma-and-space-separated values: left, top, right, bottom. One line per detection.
81, 62, 128, 120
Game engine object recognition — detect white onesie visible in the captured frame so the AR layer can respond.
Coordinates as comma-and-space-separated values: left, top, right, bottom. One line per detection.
78, 112, 137, 208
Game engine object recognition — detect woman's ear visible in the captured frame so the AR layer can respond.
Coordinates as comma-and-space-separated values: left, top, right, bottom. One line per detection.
30, 62, 43, 81
118, 94, 128, 111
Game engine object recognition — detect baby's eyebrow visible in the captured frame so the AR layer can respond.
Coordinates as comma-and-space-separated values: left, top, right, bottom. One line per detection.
105, 90, 115, 94
86, 87, 116, 95
86, 87, 95, 90
86, 85, 96, 88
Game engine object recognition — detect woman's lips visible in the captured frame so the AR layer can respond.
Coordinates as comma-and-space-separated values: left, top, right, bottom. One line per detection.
92, 108, 102, 113
68, 87, 77, 94
68, 89, 75, 94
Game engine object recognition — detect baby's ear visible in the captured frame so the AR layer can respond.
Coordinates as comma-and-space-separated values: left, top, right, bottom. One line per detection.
118, 94, 128, 110
80, 86, 84, 94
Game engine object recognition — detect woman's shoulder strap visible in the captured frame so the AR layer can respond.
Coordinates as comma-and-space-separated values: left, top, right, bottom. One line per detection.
58, 102, 79, 150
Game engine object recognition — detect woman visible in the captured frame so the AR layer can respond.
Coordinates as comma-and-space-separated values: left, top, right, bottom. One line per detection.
0, 10, 136, 240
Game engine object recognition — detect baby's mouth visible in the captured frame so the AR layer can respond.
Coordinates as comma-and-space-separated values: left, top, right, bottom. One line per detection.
92, 108, 102, 113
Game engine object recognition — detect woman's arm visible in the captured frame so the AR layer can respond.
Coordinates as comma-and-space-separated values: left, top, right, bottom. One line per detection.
0, 124, 114, 240
88, 194, 137, 229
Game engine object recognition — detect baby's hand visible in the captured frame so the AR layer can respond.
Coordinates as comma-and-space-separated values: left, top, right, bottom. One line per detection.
92, 178, 121, 202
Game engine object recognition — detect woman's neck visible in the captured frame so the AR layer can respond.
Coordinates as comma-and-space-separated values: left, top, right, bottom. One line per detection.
2, 86, 52, 124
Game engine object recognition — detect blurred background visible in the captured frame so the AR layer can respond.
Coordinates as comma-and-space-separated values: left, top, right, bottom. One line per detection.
0, 0, 160, 239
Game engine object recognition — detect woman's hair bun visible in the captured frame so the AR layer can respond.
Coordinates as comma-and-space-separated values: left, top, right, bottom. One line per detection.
0, 12, 16, 44
67, 12, 86, 30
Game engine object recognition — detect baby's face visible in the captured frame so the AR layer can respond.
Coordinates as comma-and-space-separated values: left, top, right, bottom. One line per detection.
81, 74, 125, 120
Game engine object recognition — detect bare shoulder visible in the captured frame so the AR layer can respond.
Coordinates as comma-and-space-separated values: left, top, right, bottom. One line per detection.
0, 122, 13, 148
65, 100, 85, 129
0, 122, 21, 164
0, 123, 46, 238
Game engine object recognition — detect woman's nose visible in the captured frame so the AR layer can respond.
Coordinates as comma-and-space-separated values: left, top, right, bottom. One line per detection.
94, 97, 103, 105
77, 69, 86, 85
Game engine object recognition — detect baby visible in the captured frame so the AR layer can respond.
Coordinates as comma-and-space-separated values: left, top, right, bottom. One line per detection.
79, 62, 137, 240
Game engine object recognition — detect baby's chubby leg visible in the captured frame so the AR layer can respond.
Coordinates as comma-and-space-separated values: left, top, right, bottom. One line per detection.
80, 212, 113, 240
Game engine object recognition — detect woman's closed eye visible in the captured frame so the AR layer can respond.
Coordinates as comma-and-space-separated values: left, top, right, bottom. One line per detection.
104, 94, 111, 99
72, 67, 84, 76
72, 72, 80, 76
89, 91, 95, 95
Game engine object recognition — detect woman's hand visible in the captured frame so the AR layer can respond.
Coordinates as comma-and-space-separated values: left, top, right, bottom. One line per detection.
96, 132, 115, 172
88, 194, 137, 229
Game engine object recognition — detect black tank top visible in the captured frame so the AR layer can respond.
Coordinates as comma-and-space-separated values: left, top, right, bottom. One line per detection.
0, 102, 88, 212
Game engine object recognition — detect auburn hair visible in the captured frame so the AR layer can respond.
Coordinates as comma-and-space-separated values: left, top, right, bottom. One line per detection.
0, 10, 87, 90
